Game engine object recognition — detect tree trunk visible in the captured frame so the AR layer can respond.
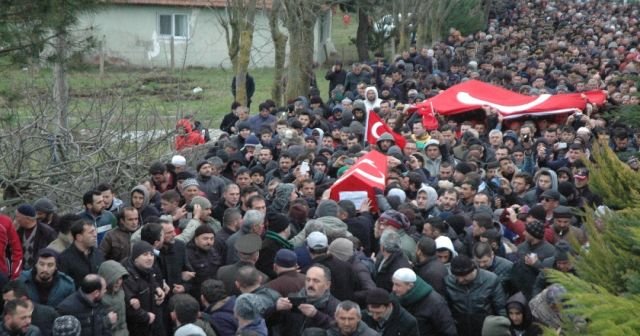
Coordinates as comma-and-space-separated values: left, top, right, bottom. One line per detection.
355, 7, 370, 61
269, 0, 287, 105
53, 33, 69, 133
397, 0, 408, 52
285, 23, 315, 100
231, 0, 257, 107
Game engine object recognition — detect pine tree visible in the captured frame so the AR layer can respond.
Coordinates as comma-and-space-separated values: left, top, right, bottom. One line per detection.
546, 143, 640, 335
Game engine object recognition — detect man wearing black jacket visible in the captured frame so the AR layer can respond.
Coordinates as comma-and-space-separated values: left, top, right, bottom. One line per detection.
362, 287, 419, 336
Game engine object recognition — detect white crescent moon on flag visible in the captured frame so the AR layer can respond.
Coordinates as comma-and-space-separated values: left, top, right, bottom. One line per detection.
371, 121, 383, 139
456, 91, 552, 113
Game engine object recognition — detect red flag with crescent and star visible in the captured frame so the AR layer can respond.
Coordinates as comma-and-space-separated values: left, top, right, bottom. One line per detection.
410, 80, 607, 120
329, 150, 388, 212
365, 110, 407, 149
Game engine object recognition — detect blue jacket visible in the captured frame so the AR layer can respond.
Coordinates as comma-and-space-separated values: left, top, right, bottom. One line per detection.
79, 209, 116, 244
203, 296, 238, 336
19, 269, 75, 307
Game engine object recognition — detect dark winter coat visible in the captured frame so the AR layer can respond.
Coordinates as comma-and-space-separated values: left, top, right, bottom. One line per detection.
58, 244, 105, 287
506, 292, 543, 336
345, 213, 374, 255
32, 303, 59, 336
279, 290, 340, 335
395, 277, 457, 336
255, 231, 293, 280
445, 269, 507, 336
18, 222, 57, 269
56, 290, 112, 336
327, 321, 379, 336
414, 255, 448, 296
306, 254, 359, 301
122, 259, 163, 336
158, 239, 190, 289
19, 269, 75, 307
203, 296, 238, 336
186, 241, 222, 299
374, 250, 411, 292
510, 240, 555, 300
362, 301, 419, 336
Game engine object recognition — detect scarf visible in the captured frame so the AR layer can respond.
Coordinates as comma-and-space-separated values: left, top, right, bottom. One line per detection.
265, 230, 293, 249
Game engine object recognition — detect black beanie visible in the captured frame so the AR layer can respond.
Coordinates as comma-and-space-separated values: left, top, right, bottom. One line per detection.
131, 241, 154, 261
267, 212, 290, 233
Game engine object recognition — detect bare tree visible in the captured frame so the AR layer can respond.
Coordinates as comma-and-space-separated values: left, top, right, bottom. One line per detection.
268, 0, 288, 105
218, 0, 258, 106
281, 0, 324, 100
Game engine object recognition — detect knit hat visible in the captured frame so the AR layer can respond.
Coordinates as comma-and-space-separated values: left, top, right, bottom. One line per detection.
33, 197, 57, 214
171, 155, 187, 167
267, 212, 290, 233
244, 134, 260, 147
528, 205, 546, 221
526, 220, 545, 240
450, 255, 476, 276
53, 315, 81, 336
544, 284, 567, 305
392, 268, 417, 283
307, 231, 328, 249
237, 121, 251, 131
235, 293, 262, 320
130, 241, 154, 261
194, 224, 215, 238
481, 316, 511, 336
17, 204, 36, 218
366, 288, 392, 306
176, 171, 195, 181
540, 189, 561, 201
328, 238, 354, 262
315, 200, 339, 218
554, 240, 572, 262
182, 178, 200, 190
380, 210, 410, 230
274, 249, 297, 268
190, 196, 212, 209
37, 248, 60, 261
196, 160, 212, 172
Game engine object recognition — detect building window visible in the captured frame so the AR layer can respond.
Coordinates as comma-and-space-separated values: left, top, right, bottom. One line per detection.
159, 14, 188, 38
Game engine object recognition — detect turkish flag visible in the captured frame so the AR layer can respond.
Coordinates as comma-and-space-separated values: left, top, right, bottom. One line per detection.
411, 80, 607, 120
366, 110, 407, 149
329, 150, 388, 212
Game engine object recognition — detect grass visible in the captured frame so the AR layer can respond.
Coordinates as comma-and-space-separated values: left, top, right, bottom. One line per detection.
0, 8, 360, 129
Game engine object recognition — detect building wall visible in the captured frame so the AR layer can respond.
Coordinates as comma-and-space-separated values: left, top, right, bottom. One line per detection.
79, 5, 278, 68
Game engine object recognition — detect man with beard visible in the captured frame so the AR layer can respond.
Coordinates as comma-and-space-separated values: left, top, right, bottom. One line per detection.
15, 205, 56, 270
328, 300, 378, 336
2, 281, 58, 336
100, 207, 140, 262
195, 160, 226, 207
18, 249, 75, 307
276, 264, 340, 335
78, 190, 116, 245
57, 274, 116, 336
158, 218, 193, 296
122, 241, 166, 336
186, 225, 222, 299
0, 299, 40, 336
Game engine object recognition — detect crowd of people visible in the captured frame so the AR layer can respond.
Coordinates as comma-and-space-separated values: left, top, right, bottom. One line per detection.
1, 0, 639, 335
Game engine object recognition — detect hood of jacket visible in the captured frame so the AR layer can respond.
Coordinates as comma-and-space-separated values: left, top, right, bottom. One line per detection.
131, 184, 150, 208
272, 183, 295, 212
364, 86, 379, 101
435, 236, 458, 258
418, 185, 438, 210
177, 118, 193, 133
535, 168, 559, 191
506, 292, 535, 330
394, 276, 432, 307
376, 132, 395, 145
315, 216, 352, 240
98, 260, 129, 286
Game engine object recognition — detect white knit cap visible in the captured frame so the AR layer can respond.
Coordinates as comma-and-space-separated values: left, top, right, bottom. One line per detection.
392, 268, 417, 283
171, 155, 187, 167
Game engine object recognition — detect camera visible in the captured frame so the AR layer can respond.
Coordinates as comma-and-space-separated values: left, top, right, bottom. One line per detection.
185, 204, 194, 213
288, 295, 306, 307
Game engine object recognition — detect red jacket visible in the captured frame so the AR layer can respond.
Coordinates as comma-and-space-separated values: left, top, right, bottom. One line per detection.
175, 119, 205, 151
0, 214, 23, 279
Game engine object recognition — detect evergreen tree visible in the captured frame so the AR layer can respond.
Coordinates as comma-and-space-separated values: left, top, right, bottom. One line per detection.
546, 143, 640, 335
